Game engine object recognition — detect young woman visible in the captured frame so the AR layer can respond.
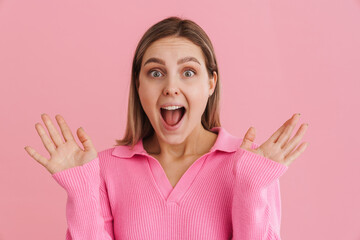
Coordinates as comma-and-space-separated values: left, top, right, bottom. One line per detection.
25, 16, 309, 239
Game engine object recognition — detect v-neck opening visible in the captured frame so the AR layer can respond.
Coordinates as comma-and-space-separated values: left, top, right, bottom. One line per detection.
146, 153, 209, 204
139, 130, 221, 204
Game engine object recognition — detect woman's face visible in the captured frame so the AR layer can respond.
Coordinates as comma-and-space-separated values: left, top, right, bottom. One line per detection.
138, 36, 217, 145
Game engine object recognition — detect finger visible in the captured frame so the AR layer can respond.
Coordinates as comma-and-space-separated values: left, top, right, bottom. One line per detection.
55, 114, 76, 142
24, 145, 49, 168
276, 113, 300, 147
240, 127, 256, 150
35, 123, 57, 154
284, 141, 309, 166
76, 127, 95, 152
41, 113, 64, 147
266, 118, 290, 144
282, 123, 309, 156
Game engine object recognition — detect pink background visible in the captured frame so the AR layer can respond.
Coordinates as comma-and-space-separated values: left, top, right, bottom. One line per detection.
1, 0, 359, 239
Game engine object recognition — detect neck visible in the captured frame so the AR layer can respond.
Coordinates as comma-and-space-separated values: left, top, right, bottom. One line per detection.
143, 125, 217, 161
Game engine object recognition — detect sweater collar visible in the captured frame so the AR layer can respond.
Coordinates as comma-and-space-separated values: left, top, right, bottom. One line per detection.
111, 126, 241, 158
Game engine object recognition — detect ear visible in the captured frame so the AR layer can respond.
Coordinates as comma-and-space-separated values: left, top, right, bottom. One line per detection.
209, 71, 218, 95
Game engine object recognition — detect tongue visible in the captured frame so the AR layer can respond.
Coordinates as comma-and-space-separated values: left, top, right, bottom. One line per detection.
163, 108, 183, 126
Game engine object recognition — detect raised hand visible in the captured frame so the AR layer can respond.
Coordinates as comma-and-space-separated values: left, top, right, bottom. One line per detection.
240, 113, 309, 167
24, 113, 98, 174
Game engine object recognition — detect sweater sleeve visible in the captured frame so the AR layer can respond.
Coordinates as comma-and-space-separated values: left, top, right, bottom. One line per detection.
232, 147, 288, 240
51, 156, 114, 240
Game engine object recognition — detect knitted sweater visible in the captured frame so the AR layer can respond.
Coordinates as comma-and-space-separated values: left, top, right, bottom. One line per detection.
52, 127, 288, 239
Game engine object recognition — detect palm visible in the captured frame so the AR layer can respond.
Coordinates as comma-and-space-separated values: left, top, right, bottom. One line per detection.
48, 140, 96, 174
24, 114, 98, 175
240, 113, 309, 167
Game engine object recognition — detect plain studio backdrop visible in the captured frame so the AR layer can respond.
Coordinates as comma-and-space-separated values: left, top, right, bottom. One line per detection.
1, 0, 359, 239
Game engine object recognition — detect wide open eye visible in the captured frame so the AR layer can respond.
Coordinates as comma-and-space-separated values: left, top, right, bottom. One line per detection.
149, 70, 163, 78
183, 69, 196, 77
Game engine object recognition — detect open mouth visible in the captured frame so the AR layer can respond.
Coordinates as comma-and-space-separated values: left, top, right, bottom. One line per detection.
160, 107, 186, 126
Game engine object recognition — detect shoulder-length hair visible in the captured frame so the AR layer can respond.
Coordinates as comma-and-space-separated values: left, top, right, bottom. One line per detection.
114, 16, 221, 149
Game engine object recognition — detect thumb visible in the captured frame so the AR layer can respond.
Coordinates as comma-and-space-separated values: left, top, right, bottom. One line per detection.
240, 127, 256, 150
77, 127, 95, 152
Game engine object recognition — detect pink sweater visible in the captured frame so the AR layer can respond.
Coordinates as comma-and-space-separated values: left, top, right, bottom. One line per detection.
52, 127, 288, 239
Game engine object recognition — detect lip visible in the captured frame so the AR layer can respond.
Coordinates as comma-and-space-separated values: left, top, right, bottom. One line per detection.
159, 107, 186, 131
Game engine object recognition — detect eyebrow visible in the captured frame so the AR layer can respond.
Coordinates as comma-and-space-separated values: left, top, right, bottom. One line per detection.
143, 56, 201, 67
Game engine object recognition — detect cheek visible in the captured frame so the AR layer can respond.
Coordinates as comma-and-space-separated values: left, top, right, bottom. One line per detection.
187, 90, 210, 115
138, 84, 158, 113
189, 82, 210, 100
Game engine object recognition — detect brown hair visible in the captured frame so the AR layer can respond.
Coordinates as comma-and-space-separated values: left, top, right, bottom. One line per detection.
114, 16, 221, 148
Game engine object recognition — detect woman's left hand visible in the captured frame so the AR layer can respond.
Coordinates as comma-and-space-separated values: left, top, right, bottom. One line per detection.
240, 113, 309, 167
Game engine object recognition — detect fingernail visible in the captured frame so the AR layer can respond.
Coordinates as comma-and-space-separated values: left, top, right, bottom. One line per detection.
297, 113, 301, 116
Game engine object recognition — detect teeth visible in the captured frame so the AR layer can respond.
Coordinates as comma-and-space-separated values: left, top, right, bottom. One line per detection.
161, 106, 183, 110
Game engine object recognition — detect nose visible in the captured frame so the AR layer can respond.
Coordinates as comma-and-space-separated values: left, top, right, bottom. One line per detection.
162, 73, 181, 96
163, 87, 179, 96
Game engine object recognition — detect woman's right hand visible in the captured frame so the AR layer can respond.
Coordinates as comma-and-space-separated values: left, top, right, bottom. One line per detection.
24, 113, 98, 175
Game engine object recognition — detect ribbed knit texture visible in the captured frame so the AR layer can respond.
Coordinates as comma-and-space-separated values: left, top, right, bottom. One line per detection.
52, 127, 288, 240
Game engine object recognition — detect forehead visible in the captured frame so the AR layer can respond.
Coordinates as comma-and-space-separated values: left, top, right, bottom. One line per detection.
143, 36, 205, 63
